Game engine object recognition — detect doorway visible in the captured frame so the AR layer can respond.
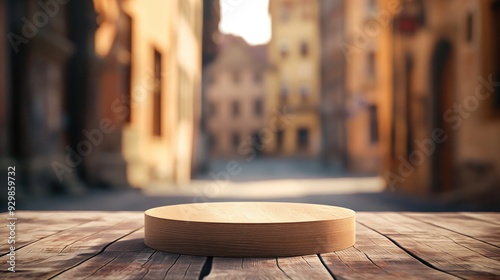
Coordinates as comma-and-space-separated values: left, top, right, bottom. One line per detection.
431, 40, 455, 192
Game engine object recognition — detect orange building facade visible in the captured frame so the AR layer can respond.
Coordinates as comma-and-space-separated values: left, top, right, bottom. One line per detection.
93, 0, 203, 186
0, 0, 203, 200
384, 0, 500, 204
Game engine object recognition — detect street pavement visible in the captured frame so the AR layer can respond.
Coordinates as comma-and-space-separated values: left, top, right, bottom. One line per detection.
18, 158, 495, 212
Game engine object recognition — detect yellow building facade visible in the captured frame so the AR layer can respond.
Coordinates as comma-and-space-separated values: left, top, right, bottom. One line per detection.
319, 0, 395, 174
343, 0, 396, 173
265, 0, 321, 157
94, 0, 202, 187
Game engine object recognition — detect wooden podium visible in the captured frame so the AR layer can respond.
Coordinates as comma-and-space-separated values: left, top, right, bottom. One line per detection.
144, 202, 355, 257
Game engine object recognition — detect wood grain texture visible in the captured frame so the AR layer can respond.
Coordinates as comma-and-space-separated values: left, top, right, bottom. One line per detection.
405, 212, 500, 247
206, 257, 286, 279
206, 255, 333, 279
144, 202, 356, 257
1, 211, 499, 279
320, 223, 457, 280
0, 212, 109, 254
0, 212, 143, 279
357, 212, 500, 279
461, 212, 500, 225
277, 255, 333, 279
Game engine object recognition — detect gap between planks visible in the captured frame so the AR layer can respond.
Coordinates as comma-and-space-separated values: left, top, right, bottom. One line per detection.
3, 212, 498, 279
48, 227, 144, 279
357, 212, 500, 279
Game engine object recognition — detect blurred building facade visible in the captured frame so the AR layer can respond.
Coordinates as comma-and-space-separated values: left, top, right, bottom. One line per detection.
0, 0, 202, 198
343, 0, 386, 173
385, 0, 500, 203
2, 0, 95, 196
113, 0, 203, 186
265, 0, 322, 157
201, 0, 220, 66
319, 0, 348, 169
196, 0, 221, 171
320, 0, 393, 174
204, 35, 268, 158
319, 0, 500, 204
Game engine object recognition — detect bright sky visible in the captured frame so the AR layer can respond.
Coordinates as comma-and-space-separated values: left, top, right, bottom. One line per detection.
219, 0, 272, 45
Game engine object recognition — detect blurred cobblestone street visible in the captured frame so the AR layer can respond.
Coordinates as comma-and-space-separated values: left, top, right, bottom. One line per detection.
17, 158, 495, 212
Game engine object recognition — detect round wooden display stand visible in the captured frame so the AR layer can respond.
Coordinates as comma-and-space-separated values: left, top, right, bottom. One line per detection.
144, 202, 355, 257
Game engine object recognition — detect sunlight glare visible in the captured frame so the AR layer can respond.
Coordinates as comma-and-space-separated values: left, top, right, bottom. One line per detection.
219, 0, 271, 45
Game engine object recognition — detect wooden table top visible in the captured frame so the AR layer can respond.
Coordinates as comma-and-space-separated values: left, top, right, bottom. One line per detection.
0, 211, 499, 279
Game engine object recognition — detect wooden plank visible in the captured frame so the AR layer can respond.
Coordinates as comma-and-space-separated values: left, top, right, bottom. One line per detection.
206, 257, 288, 279
0, 212, 107, 253
405, 212, 500, 247
205, 258, 250, 279
461, 213, 500, 225
357, 213, 500, 279
2, 211, 497, 279
162, 255, 207, 279
56, 225, 206, 279
207, 256, 330, 279
50, 229, 205, 280
138, 251, 180, 279
320, 223, 456, 280
50, 229, 154, 279
404, 213, 500, 260
0, 212, 143, 279
277, 255, 333, 279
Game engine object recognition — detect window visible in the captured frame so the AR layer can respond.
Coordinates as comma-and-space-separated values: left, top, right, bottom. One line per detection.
466, 13, 474, 43
367, 51, 376, 79
232, 101, 240, 117
276, 130, 284, 151
232, 133, 240, 149
254, 99, 263, 116
297, 128, 309, 150
300, 41, 309, 57
123, 13, 133, 123
368, 105, 379, 144
153, 49, 162, 136
252, 131, 262, 149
